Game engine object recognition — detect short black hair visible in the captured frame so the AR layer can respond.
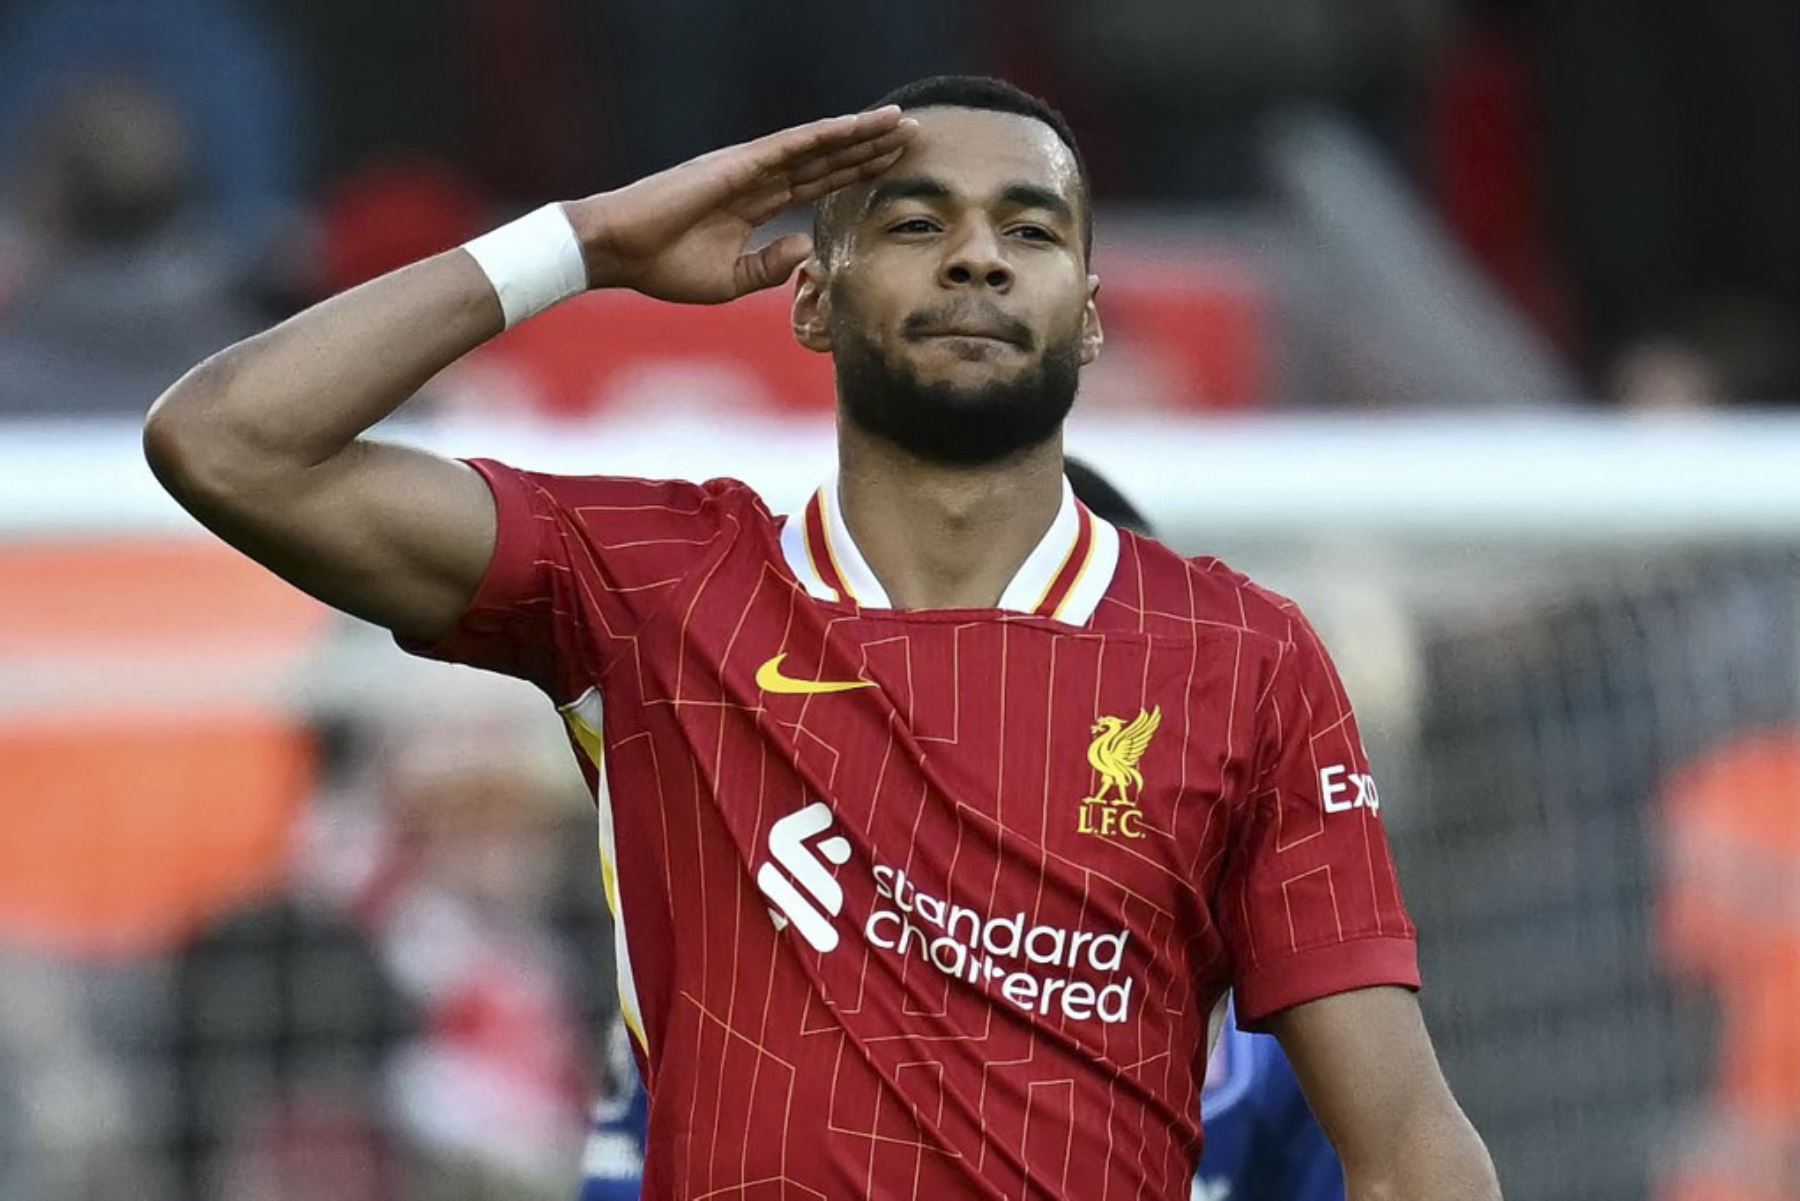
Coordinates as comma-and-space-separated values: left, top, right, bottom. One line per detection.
1065, 458, 1152, 535
812, 74, 1092, 263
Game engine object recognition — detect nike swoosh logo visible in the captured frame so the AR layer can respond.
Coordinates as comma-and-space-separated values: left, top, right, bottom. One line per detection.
756, 653, 874, 696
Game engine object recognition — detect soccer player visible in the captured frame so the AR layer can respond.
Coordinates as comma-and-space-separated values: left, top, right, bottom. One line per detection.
145, 75, 1499, 1200
574, 465, 1348, 1201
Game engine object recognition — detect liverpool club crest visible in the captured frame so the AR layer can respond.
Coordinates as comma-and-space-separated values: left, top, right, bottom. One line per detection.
1078, 706, 1162, 840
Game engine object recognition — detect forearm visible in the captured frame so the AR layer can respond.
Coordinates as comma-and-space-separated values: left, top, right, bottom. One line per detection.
1271, 990, 1500, 1201
145, 248, 505, 482
132, 109, 905, 638
147, 97, 905, 478
1345, 1099, 1501, 1201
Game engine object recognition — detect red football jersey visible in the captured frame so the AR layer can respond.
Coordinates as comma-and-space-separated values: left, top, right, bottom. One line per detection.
402, 460, 1418, 1201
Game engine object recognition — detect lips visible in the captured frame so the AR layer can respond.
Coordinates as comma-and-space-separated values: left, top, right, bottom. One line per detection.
905, 314, 1029, 347
922, 328, 1015, 344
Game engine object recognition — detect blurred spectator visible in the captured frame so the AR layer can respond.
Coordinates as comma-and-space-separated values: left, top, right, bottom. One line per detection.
1608, 338, 1725, 413
172, 895, 410, 1201
320, 717, 595, 1194
0, 0, 303, 254
1606, 294, 1800, 411
0, 75, 263, 416
172, 712, 601, 1200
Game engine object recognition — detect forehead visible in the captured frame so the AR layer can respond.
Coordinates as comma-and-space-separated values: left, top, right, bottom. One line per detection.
881, 106, 1081, 208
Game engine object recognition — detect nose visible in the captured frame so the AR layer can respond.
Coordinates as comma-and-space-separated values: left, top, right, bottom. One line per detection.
938, 223, 1013, 293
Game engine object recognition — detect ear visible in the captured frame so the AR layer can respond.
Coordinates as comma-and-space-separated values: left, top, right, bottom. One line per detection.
1079, 273, 1104, 365
791, 257, 833, 354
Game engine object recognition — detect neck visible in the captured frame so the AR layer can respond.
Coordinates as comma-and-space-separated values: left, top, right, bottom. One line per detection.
836, 420, 1065, 610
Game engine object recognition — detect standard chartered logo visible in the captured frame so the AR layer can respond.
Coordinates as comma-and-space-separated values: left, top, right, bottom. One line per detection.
758, 803, 1138, 1024
866, 864, 1137, 1024
757, 801, 853, 952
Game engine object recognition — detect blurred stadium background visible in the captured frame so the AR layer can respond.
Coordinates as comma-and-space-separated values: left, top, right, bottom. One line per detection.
2, 1, 1799, 1199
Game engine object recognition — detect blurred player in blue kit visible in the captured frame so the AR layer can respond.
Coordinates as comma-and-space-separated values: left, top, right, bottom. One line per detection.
578, 463, 1343, 1201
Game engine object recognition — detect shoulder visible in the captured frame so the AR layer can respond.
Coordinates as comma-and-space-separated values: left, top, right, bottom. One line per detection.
476, 461, 768, 518
468, 460, 776, 536
1099, 531, 1312, 651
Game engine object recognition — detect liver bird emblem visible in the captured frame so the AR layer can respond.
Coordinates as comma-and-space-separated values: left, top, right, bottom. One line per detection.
1085, 706, 1162, 806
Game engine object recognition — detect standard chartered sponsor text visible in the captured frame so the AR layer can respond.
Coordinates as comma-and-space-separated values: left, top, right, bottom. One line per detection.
867, 863, 1136, 1024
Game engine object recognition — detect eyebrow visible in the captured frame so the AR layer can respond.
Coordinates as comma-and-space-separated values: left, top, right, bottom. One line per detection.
997, 182, 1076, 228
862, 175, 1078, 229
862, 176, 952, 217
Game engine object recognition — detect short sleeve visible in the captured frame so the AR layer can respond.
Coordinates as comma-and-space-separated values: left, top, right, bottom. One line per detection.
396, 458, 752, 703
1220, 615, 1419, 1027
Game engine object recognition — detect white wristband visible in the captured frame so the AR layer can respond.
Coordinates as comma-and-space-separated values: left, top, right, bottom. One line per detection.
461, 203, 589, 329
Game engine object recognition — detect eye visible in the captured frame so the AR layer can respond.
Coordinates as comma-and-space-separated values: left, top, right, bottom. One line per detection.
1009, 224, 1056, 243
888, 217, 939, 235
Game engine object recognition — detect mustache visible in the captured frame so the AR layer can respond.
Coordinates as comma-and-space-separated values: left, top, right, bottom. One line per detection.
900, 304, 1035, 349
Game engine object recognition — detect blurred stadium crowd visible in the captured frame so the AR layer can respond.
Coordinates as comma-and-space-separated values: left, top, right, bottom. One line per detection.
3, 2, 1800, 1200
2, 0, 1798, 419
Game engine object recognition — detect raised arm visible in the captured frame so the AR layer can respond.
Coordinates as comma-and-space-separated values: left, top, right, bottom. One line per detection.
143, 107, 914, 642
1267, 986, 1502, 1201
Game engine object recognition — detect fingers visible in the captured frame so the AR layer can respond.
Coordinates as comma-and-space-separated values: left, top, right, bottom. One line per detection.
735, 139, 907, 227
732, 232, 814, 296
736, 122, 912, 225
788, 144, 908, 205
786, 121, 916, 188
753, 105, 907, 170
716, 106, 915, 228
731, 107, 915, 198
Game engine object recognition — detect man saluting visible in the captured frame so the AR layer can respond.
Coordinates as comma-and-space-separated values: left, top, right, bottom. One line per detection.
147, 74, 1499, 1201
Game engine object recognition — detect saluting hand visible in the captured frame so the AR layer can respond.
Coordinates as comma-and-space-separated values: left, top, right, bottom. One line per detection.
568, 106, 916, 304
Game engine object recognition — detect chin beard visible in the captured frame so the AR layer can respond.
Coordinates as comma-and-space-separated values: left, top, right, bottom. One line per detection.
833, 324, 1081, 466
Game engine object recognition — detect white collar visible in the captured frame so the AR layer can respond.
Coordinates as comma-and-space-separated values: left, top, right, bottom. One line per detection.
779, 474, 1120, 626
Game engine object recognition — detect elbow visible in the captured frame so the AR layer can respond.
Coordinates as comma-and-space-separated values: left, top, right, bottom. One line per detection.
144, 363, 220, 503
142, 355, 264, 510
142, 385, 190, 488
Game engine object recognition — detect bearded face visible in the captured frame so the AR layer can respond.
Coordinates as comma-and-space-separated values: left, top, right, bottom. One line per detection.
793, 106, 1102, 465
829, 289, 1082, 465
